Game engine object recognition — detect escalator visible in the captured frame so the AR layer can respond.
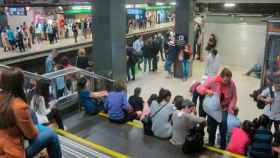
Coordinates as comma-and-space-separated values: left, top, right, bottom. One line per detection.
60, 136, 112, 158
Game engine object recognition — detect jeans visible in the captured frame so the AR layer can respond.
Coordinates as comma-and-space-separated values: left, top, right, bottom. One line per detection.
165, 59, 173, 75
144, 57, 152, 72
26, 126, 62, 158
207, 111, 228, 149
182, 60, 190, 79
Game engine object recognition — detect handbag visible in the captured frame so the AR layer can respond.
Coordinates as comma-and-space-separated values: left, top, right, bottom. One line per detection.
142, 103, 168, 136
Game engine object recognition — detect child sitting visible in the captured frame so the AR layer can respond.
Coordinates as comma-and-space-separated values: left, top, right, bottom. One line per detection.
129, 87, 144, 119
140, 94, 158, 121
170, 99, 206, 146
173, 95, 184, 110
249, 115, 273, 158
226, 120, 253, 155
227, 107, 241, 144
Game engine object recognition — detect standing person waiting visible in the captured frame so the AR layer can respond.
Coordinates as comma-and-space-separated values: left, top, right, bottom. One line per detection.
0, 68, 62, 158
133, 35, 144, 71
197, 68, 237, 149
205, 49, 221, 77
76, 48, 89, 69
142, 39, 153, 72
30, 79, 65, 130
165, 40, 177, 78
45, 49, 58, 73
105, 80, 138, 124
72, 22, 78, 43
16, 27, 25, 52
150, 88, 175, 139
178, 44, 192, 81
126, 45, 137, 81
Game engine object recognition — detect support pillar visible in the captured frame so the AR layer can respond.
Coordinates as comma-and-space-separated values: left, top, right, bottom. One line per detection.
91, 0, 126, 81
174, 0, 194, 78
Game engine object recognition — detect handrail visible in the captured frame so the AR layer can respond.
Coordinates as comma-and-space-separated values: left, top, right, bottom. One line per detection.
0, 64, 50, 81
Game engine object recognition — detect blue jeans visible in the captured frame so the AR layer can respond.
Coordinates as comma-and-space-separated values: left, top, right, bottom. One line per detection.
182, 60, 190, 79
144, 57, 152, 72
26, 125, 62, 158
165, 59, 173, 74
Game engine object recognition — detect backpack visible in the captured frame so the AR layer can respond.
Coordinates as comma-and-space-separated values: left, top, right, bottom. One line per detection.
182, 124, 204, 154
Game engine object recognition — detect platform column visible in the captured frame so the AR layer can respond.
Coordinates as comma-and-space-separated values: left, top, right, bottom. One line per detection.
91, 0, 126, 80
174, 0, 194, 78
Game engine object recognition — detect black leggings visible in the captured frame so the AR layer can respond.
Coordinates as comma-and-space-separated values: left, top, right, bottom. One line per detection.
192, 90, 206, 117
46, 109, 64, 130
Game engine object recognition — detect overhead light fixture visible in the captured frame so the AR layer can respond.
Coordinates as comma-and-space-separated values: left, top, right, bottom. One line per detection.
156, 2, 165, 6
224, 3, 236, 7
170, 2, 176, 6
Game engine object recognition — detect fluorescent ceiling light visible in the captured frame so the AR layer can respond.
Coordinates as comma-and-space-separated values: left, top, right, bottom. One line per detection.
72, 6, 91, 10
125, 4, 133, 8
224, 3, 236, 7
156, 2, 164, 6
170, 2, 176, 6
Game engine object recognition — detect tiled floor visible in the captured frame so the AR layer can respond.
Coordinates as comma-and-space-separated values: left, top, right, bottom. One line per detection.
127, 59, 261, 122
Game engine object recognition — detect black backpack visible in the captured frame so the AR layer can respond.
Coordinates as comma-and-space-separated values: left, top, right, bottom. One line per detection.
182, 124, 204, 154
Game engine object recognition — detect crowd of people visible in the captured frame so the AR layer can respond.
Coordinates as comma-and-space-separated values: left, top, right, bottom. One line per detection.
1, 27, 280, 158
127, 30, 219, 81
0, 19, 92, 53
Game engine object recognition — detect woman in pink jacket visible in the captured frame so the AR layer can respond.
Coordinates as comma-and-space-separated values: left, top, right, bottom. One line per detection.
197, 68, 237, 149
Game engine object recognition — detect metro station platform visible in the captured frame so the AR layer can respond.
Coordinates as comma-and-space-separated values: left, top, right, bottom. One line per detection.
0, 22, 174, 65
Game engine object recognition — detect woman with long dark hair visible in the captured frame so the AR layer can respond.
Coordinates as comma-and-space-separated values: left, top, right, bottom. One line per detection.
30, 79, 65, 129
150, 88, 175, 139
0, 68, 62, 158
205, 49, 221, 77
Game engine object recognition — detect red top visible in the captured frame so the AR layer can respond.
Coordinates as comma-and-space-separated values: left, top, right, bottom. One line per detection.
226, 128, 250, 155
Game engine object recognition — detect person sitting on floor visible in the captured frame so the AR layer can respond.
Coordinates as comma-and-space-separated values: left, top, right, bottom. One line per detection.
226, 120, 253, 155
248, 115, 273, 158
105, 80, 137, 124
78, 77, 108, 115
140, 93, 158, 120
173, 95, 184, 110
0, 68, 62, 158
30, 79, 65, 130
150, 88, 175, 139
128, 87, 144, 119
170, 99, 206, 146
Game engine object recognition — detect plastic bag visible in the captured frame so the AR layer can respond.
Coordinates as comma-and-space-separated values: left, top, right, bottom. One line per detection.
203, 93, 222, 123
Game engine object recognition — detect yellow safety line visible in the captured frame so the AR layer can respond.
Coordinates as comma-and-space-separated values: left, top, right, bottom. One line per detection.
55, 128, 129, 158
204, 145, 247, 158
98, 112, 143, 128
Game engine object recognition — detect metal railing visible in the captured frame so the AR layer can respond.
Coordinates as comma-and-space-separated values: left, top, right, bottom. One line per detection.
0, 64, 114, 109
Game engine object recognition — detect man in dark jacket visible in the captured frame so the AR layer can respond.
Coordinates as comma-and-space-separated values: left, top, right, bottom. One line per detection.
164, 41, 178, 78
152, 34, 160, 71
127, 46, 137, 81
142, 39, 153, 72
